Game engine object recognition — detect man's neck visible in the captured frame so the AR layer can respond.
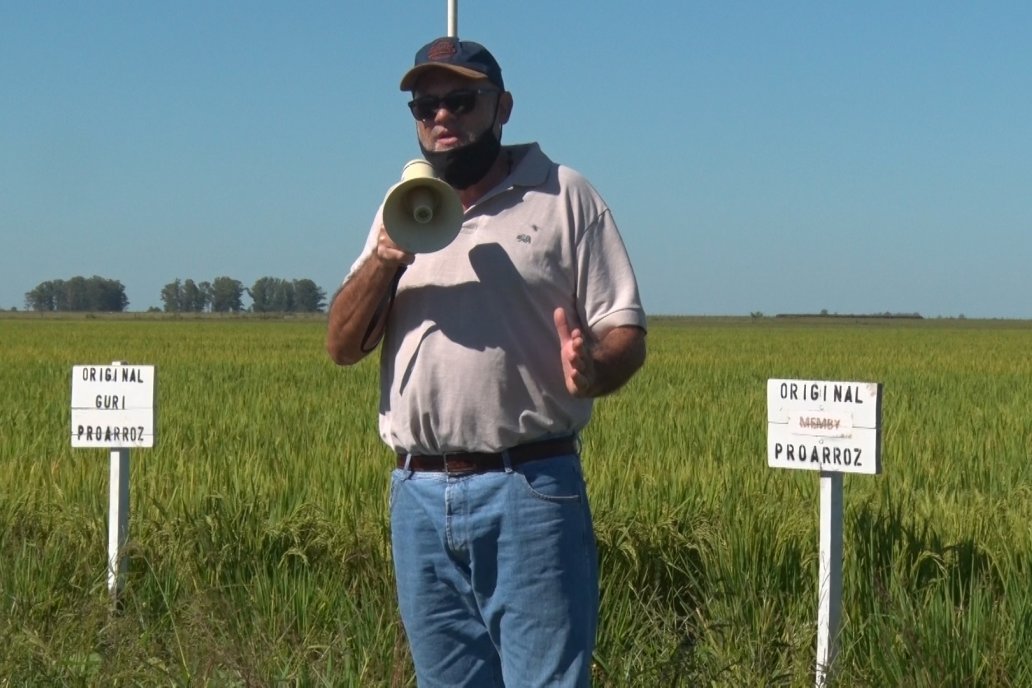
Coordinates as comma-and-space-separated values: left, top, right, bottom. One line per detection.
458, 148, 510, 210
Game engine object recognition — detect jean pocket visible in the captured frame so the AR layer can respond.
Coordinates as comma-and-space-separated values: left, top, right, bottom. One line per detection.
389, 470, 404, 511
514, 456, 583, 503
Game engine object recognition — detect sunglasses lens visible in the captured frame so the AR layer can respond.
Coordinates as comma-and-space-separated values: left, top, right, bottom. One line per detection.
442, 90, 476, 115
408, 90, 488, 120
409, 97, 437, 120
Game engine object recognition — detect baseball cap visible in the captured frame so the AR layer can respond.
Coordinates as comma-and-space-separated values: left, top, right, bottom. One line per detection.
399, 37, 504, 92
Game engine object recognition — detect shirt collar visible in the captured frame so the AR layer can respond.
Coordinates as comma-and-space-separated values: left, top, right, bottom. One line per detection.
505, 142, 550, 188
468, 142, 549, 211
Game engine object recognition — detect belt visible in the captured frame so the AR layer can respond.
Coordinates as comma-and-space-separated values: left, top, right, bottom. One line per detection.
397, 437, 578, 475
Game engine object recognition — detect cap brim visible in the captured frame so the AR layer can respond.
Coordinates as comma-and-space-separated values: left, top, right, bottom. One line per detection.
400, 63, 489, 91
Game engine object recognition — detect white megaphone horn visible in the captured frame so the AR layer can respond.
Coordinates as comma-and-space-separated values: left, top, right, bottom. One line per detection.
382, 159, 463, 254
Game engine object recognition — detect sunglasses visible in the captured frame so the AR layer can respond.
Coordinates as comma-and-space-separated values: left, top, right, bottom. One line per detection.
407, 88, 499, 121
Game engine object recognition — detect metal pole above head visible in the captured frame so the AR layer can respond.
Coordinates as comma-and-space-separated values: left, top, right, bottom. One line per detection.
447, 0, 457, 37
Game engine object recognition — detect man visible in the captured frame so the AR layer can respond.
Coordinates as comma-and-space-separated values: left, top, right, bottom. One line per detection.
326, 36, 647, 687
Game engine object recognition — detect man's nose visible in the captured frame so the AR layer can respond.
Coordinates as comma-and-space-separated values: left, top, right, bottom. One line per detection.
432, 105, 454, 124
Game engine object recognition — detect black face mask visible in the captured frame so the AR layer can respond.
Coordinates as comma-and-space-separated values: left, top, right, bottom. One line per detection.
419, 126, 502, 190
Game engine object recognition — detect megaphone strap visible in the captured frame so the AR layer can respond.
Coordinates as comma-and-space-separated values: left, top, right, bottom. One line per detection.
360, 266, 407, 354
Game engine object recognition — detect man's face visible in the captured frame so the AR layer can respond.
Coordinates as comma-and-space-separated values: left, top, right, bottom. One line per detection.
410, 71, 504, 153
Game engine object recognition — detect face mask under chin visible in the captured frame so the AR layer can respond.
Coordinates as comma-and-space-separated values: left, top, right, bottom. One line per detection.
419, 128, 502, 190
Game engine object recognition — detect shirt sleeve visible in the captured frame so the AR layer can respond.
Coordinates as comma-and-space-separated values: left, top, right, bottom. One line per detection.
576, 207, 647, 337
340, 206, 385, 288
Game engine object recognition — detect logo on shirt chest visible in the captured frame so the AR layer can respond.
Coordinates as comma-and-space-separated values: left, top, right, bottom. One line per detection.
515, 224, 540, 244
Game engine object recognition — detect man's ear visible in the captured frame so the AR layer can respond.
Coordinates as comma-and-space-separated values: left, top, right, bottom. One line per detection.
497, 91, 513, 125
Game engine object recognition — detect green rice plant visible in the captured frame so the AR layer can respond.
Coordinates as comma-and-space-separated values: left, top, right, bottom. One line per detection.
2, 315, 1031, 685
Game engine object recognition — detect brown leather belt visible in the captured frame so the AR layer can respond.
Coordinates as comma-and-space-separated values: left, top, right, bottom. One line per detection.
397, 437, 578, 475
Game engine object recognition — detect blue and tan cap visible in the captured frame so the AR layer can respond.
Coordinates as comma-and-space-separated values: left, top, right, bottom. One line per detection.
400, 37, 504, 91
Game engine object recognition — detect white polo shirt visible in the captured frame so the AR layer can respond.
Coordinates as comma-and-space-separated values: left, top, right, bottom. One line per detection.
345, 143, 646, 454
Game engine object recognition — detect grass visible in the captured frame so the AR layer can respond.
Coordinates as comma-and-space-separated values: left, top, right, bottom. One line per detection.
2, 315, 1031, 686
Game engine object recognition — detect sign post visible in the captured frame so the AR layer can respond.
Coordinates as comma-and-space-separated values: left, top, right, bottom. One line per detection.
817, 472, 843, 684
767, 379, 882, 687
108, 446, 130, 598
71, 362, 156, 603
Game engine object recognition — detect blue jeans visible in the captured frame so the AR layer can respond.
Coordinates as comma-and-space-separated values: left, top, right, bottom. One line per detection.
390, 453, 599, 687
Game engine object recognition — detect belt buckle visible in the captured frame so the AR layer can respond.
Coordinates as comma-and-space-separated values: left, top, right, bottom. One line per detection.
442, 453, 476, 476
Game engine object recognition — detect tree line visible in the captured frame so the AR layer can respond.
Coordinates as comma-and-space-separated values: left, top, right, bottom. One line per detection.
24, 276, 129, 312
160, 276, 326, 313
23, 276, 327, 313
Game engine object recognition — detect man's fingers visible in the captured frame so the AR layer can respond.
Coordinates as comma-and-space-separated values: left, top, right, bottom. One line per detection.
377, 224, 415, 266
553, 307, 571, 343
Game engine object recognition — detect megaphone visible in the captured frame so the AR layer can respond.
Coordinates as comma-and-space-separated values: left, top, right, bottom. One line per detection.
382, 159, 463, 254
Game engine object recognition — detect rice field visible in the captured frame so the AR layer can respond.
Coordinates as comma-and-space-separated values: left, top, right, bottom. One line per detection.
2, 314, 1031, 686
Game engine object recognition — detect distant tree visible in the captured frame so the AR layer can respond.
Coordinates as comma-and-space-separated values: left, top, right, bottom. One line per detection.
161, 278, 213, 312
88, 276, 129, 311
199, 281, 213, 309
25, 281, 58, 311
249, 276, 280, 313
25, 276, 128, 312
65, 276, 89, 311
293, 279, 326, 313
250, 277, 294, 312
181, 279, 210, 312
249, 277, 325, 313
49, 279, 69, 310
160, 279, 183, 312
271, 280, 295, 312
163, 276, 242, 313
210, 276, 244, 313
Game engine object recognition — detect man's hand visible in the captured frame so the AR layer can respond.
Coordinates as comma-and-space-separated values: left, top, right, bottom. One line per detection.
554, 307, 647, 398
376, 224, 416, 268
554, 307, 595, 397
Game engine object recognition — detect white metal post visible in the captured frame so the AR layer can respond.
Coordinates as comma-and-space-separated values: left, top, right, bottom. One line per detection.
447, 0, 457, 37
107, 359, 131, 603
815, 471, 843, 687
108, 447, 130, 600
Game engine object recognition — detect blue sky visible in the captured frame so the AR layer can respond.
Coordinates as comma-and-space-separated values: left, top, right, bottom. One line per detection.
3, 1, 1030, 318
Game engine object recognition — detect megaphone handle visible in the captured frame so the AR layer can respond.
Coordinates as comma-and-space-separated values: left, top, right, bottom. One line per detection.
360, 266, 407, 353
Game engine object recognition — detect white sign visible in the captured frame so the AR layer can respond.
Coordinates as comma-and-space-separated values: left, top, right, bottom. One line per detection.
71, 364, 156, 448
767, 379, 881, 475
